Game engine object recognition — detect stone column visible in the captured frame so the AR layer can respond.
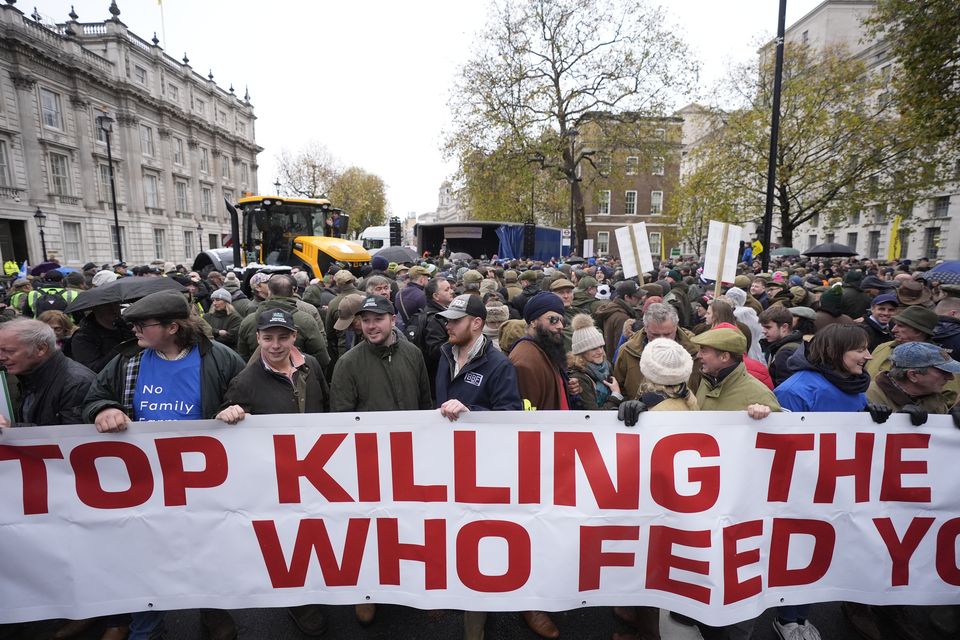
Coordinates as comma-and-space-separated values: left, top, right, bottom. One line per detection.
10, 73, 45, 205
117, 111, 144, 263
69, 95, 98, 210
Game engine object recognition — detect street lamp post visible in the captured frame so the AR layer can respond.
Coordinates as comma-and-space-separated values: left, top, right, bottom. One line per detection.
33, 207, 47, 260
566, 128, 579, 257
274, 179, 281, 195
197, 222, 204, 252
97, 115, 123, 263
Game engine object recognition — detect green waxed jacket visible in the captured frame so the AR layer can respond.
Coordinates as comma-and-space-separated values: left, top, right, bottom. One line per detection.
695, 362, 782, 412
237, 297, 329, 367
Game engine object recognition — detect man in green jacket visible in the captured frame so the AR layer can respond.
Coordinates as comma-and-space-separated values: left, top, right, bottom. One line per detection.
691, 326, 781, 413
236, 274, 328, 367
329, 294, 431, 626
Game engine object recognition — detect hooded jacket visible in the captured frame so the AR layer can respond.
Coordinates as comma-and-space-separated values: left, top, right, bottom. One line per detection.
70, 314, 134, 373
572, 289, 602, 316
435, 336, 522, 411
614, 328, 701, 400
330, 329, 433, 412
237, 297, 329, 367
760, 331, 803, 387
594, 298, 638, 361
774, 345, 868, 412
933, 315, 960, 362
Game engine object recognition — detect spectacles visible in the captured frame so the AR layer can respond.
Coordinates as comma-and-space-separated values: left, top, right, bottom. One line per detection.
546, 315, 564, 326
133, 321, 164, 331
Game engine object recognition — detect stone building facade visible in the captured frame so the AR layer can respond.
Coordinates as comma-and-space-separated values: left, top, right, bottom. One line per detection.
0, 1, 260, 267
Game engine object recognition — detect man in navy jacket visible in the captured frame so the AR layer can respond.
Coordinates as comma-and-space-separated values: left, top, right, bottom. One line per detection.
434, 294, 522, 640
435, 294, 522, 415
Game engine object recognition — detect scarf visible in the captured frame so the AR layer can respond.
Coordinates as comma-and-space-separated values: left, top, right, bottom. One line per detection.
584, 360, 612, 407
786, 343, 871, 394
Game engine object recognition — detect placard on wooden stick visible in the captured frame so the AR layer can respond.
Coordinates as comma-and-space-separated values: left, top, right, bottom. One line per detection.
703, 220, 742, 295
615, 222, 654, 282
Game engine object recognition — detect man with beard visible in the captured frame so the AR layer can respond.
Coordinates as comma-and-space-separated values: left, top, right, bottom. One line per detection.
506, 291, 570, 638
509, 291, 570, 412
329, 294, 432, 626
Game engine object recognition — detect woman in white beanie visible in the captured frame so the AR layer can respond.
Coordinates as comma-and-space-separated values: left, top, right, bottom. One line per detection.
636, 337, 698, 411
567, 314, 623, 409
205, 288, 241, 349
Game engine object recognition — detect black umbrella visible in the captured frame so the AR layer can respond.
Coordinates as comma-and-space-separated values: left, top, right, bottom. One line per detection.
30, 261, 62, 276
565, 257, 586, 265
65, 276, 186, 314
375, 246, 418, 264
450, 252, 473, 261
802, 242, 858, 258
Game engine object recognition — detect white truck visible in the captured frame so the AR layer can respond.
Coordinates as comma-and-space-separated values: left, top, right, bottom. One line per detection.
359, 226, 390, 255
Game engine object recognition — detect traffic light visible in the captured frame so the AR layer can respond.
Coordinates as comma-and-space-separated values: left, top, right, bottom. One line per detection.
523, 221, 536, 258
389, 217, 402, 246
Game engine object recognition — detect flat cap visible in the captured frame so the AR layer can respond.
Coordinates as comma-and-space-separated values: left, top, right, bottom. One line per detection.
520, 270, 540, 283
123, 290, 190, 322
407, 266, 430, 280
576, 276, 598, 290
690, 326, 748, 354
789, 306, 816, 321
462, 269, 483, 285
504, 270, 519, 283
550, 278, 575, 291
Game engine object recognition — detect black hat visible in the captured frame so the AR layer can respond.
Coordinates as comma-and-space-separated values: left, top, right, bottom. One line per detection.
439, 294, 487, 320
82, 262, 97, 272
257, 309, 297, 332
860, 275, 895, 291
358, 295, 394, 315
615, 280, 639, 298
123, 290, 190, 322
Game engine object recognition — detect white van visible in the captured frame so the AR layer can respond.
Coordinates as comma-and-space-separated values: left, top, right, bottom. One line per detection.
359, 226, 390, 255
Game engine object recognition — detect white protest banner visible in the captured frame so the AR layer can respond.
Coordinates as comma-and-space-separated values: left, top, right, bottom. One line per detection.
2, 411, 960, 626
615, 223, 654, 280
703, 220, 742, 290
582, 239, 594, 258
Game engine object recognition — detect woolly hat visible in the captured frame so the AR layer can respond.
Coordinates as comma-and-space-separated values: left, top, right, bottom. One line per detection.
91, 270, 118, 287
485, 303, 510, 324
479, 278, 498, 297
640, 338, 693, 386
371, 254, 389, 272
222, 272, 241, 291
571, 314, 604, 355
210, 288, 232, 302
523, 291, 565, 323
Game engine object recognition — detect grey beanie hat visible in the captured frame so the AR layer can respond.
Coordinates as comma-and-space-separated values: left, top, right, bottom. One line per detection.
639, 338, 693, 386
211, 288, 232, 302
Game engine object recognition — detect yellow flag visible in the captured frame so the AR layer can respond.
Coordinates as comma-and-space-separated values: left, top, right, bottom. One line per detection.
751, 239, 764, 257
888, 215, 902, 260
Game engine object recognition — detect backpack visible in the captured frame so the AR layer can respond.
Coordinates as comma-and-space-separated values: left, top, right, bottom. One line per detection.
31, 287, 69, 315
404, 309, 437, 350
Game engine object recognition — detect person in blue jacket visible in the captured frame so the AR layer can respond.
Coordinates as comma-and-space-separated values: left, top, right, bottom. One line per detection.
433, 293, 522, 640
435, 294, 522, 415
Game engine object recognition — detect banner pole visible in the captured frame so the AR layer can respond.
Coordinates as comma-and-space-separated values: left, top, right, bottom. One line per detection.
628, 225, 645, 285
714, 223, 729, 298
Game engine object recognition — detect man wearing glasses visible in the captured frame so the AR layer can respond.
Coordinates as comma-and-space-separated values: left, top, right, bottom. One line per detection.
82, 289, 244, 640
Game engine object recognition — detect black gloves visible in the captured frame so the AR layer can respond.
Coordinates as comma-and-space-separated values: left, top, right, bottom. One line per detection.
898, 403, 928, 427
617, 400, 648, 427
865, 403, 892, 424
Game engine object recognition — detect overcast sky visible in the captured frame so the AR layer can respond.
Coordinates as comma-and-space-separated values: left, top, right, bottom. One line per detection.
40, 0, 823, 219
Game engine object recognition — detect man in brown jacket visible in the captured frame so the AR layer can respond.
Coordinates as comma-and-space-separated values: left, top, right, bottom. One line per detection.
594, 280, 642, 361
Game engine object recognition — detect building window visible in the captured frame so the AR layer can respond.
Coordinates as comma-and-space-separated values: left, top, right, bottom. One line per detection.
899, 229, 911, 257
653, 128, 665, 140
140, 125, 154, 156
221, 156, 231, 180
652, 157, 665, 176
625, 157, 638, 176
236, 120, 247, 137
134, 65, 147, 85
598, 190, 611, 215
144, 174, 160, 209
650, 190, 663, 215
223, 189, 234, 204
94, 108, 109, 143
649, 231, 662, 257
39, 89, 63, 129
217, 109, 227, 126
201, 187, 212, 215
48, 152, 70, 195
598, 156, 611, 176
871, 203, 885, 220
175, 181, 188, 212
208, 233, 219, 249
597, 231, 610, 255
808, 234, 818, 250
183, 230, 194, 259
195, 98, 206, 116
812, 213, 820, 227
802, 30, 809, 44
200, 147, 209, 173
934, 196, 950, 218
925, 228, 941, 258
61, 221, 82, 263
847, 232, 858, 250
110, 225, 126, 261
849, 210, 861, 225
168, 84, 179, 102
173, 137, 184, 165
868, 230, 881, 259
825, 233, 835, 244
153, 228, 166, 259
624, 191, 637, 215
240, 162, 249, 184
0, 140, 10, 187
98, 163, 112, 200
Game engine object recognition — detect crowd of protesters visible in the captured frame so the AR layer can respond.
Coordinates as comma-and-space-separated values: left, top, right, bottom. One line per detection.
2, 249, 960, 640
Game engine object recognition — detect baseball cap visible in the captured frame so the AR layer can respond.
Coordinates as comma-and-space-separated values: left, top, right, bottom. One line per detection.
439, 294, 487, 320
871, 292, 899, 307
257, 309, 296, 332
333, 293, 368, 331
358, 295, 394, 315
890, 342, 960, 373
334, 270, 356, 286
408, 266, 430, 280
